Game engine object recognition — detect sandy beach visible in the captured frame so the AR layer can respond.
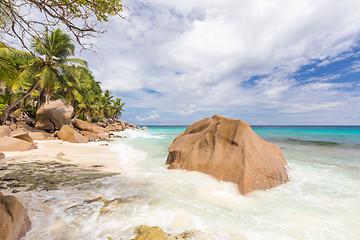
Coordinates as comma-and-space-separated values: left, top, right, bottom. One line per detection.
0, 140, 122, 195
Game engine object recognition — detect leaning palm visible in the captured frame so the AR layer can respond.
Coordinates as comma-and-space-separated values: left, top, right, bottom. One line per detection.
1, 28, 86, 123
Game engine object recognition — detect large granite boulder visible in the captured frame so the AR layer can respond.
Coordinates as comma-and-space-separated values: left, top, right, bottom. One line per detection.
56, 125, 88, 143
0, 126, 12, 137
166, 115, 288, 195
0, 192, 32, 240
0, 137, 37, 151
71, 119, 107, 134
35, 99, 74, 131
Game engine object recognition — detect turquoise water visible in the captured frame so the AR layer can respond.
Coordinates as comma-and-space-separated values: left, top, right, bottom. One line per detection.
23, 126, 360, 240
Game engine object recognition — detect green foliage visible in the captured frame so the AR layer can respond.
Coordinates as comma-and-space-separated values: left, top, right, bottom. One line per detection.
0, 0, 126, 48
0, 28, 125, 123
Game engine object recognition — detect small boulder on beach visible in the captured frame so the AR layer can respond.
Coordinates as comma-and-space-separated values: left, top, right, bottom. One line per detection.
166, 115, 289, 195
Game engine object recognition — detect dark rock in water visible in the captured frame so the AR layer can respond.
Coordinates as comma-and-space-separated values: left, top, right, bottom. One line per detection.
35, 99, 74, 131
0, 192, 31, 240
166, 115, 289, 195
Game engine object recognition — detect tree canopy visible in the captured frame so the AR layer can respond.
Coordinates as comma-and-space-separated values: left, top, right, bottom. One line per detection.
0, 0, 126, 48
0, 28, 125, 124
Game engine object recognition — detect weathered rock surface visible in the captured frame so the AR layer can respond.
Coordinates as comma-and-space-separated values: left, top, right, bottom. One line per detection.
131, 225, 173, 240
35, 99, 74, 131
9, 128, 33, 143
71, 119, 107, 134
0, 126, 12, 137
28, 131, 54, 141
80, 131, 108, 142
0, 137, 37, 152
56, 125, 88, 143
0, 192, 31, 240
105, 124, 124, 131
166, 115, 288, 195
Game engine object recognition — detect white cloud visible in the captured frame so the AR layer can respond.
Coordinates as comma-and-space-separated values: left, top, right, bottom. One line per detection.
135, 113, 160, 122
80, 0, 360, 125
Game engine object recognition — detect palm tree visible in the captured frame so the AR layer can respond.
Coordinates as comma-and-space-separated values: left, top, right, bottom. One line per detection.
1, 28, 86, 123
112, 97, 125, 119
31, 28, 86, 106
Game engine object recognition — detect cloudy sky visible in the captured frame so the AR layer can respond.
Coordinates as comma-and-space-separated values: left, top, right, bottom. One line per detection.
81, 0, 360, 125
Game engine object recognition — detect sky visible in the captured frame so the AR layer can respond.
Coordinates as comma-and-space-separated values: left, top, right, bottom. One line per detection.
80, 0, 360, 125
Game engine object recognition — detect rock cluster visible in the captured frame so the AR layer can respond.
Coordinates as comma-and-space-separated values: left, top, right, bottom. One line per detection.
0, 124, 39, 152
0, 192, 31, 240
166, 115, 289, 195
1, 99, 143, 148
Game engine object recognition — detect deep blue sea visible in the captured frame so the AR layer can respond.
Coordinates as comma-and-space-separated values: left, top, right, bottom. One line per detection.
23, 125, 360, 240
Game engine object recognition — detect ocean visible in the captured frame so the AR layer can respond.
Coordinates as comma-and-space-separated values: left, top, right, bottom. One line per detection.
22, 126, 360, 240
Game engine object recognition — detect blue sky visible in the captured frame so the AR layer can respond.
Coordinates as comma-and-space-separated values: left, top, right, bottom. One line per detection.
81, 0, 360, 125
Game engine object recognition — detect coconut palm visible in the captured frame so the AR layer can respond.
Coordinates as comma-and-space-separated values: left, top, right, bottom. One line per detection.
112, 97, 125, 119
1, 28, 86, 123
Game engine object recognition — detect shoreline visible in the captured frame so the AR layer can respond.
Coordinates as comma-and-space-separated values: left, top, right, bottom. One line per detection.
0, 139, 122, 195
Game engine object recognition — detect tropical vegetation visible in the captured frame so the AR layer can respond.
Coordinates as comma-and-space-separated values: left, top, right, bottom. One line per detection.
0, 28, 125, 124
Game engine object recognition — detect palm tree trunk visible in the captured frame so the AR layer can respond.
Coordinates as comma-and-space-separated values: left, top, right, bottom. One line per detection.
1, 79, 40, 124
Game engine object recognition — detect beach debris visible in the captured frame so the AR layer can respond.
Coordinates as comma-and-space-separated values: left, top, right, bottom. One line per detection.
0, 192, 32, 240
35, 99, 74, 131
166, 114, 289, 195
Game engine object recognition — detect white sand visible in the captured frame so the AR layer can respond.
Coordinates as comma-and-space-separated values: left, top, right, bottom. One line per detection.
2, 140, 122, 173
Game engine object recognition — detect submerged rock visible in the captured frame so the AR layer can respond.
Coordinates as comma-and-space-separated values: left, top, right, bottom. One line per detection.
0, 192, 31, 240
131, 225, 197, 240
35, 99, 74, 131
166, 115, 288, 195
131, 225, 173, 240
